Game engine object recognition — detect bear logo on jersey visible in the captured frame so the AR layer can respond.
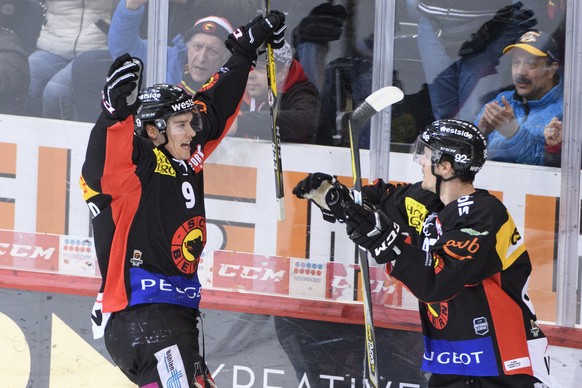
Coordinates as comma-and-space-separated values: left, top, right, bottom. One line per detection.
200, 73, 219, 92
426, 302, 449, 329
171, 216, 206, 274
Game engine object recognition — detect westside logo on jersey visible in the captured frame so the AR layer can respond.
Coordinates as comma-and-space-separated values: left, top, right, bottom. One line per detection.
153, 148, 176, 177
405, 197, 430, 233
422, 336, 498, 376
171, 216, 206, 275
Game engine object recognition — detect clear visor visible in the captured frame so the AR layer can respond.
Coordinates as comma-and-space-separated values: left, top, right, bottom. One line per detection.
166, 106, 203, 135
411, 136, 429, 164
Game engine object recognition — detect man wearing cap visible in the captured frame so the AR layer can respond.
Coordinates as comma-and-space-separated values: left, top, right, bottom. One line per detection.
231, 42, 320, 143
108, 0, 233, 90
475, 30, 563, 165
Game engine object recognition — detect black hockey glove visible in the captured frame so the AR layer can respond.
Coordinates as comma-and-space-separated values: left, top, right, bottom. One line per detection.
293, 3, 347, 46
344, 202, 405, 264
101, 53, 143, 121
225, 11, 286, 66
458, 2, 536, 57
268, 11, 286, 49
293, 172, 352, 223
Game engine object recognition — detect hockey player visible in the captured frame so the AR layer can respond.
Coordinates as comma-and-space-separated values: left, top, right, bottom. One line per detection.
293, 119, 551, 387
80, 11, 285, 388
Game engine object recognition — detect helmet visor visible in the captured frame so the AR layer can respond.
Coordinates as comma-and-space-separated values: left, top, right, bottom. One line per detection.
411, 136, 428, 165
166, 106, 203, 135
190, 105, 203, 133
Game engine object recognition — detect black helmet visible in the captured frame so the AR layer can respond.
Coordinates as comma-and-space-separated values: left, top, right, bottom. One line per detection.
134, 84, 201, 136
413, 119, 487, 181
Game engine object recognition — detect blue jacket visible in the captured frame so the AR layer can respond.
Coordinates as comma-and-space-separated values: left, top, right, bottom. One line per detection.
474, 78, 563, 166
108, 1, 187, 85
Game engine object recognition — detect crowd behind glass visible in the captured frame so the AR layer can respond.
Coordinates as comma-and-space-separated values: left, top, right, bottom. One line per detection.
0, 0, 565, 168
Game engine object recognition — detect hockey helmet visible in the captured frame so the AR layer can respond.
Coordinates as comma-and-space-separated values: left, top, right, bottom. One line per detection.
412, 119, 487, 180
134, 84, 202, 136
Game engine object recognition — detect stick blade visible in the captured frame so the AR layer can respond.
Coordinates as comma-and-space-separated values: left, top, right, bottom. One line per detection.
350, 86, 404, 132
365, 86, 404, 112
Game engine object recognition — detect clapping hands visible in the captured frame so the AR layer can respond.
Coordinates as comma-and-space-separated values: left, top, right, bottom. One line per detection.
544, 117, 562, 146
477, 96, 519, 138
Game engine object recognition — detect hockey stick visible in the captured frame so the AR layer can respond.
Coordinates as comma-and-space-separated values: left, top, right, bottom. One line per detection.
348, 85, 404, 388
265, 0, 286, 222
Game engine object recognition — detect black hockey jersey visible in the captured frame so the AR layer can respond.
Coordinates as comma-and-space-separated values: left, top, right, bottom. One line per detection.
80, 52, 250, 314
384, 187, 550, 383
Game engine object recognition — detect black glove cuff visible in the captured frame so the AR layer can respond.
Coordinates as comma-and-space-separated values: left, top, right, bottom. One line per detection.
371, 233, 406, 264
325, 181, 352, 222
225, 33, 259, 66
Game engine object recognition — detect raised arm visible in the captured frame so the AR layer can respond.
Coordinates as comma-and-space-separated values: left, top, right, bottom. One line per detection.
108, 0, 148, 61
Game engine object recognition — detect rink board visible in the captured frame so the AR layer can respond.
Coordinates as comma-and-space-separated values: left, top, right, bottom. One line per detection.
0, 114, 581, 386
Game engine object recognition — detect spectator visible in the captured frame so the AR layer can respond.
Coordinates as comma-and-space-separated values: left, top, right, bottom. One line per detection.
71, 0, 234, 123
71, 49, 115, 122
178, 15, 234, 94
543, 116, 563, 167
475, 30, 562, 165
27, 0, 115, 119
407, 1, 537, 122
108, 0, 233, 89
291, 3, 380, 147
292, 2, 347, 92
231, 42, 320, 144
0, 26, 30, 115
0, 0, 44, 55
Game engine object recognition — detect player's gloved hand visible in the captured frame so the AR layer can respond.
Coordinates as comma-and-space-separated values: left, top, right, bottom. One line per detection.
267, 11, 286, 49
293, 172, 352, 223
225, 11, 286, 65
344, 202, 405, 264
293, 3, 347, 46
101, 53, 143, 121
458, 1, 536, 57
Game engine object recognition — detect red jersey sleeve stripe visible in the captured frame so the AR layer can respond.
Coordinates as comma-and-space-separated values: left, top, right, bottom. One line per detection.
101, 117, 142, 312
483, 275, 534, 376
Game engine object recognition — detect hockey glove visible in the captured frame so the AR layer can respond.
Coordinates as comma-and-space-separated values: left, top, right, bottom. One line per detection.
101, 53, 143, 121
344, 202, 404, 264
268, 11, 286, 49
293, 172, 352, 223
458, 2, 536, 57
225, 11, 286, 65
293, 3, 347, 46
